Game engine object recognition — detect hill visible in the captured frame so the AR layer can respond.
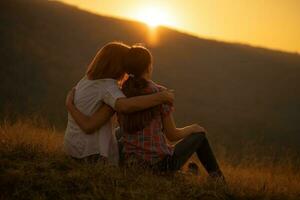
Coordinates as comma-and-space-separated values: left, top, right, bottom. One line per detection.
1, 0, 300, 153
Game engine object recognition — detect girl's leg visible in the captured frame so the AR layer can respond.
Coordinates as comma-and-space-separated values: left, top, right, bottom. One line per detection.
167, 132, 224, 179
194, 134, 224, 178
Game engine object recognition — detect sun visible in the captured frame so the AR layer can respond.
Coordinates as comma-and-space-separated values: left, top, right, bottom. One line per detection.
135, 6, 174, 28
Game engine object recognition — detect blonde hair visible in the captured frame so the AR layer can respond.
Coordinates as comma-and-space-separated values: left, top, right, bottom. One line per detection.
86, 42, 130, 80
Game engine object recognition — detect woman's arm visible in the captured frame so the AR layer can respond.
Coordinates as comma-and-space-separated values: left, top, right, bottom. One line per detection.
66, 89, 115, 134
115, 89, 175, 113
162, 114, 206, 142
66, 87, 174, 134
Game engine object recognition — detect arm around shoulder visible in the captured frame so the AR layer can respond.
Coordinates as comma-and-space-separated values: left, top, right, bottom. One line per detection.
115, 90, 174, 113
68, 104, 114, 134
66, 88, 115, 134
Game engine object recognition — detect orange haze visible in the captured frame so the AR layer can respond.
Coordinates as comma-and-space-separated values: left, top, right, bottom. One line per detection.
58, 0, 300, 53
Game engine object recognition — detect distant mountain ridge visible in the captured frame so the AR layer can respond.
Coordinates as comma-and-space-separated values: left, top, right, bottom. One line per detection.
1, 0, 300, 152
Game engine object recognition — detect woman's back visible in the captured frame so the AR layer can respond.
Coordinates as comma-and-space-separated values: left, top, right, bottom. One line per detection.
64, 76, 124, 163
119, 80, 173, 165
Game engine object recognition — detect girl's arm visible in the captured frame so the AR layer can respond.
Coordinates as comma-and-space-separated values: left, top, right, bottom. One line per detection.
115, 89, 174, 113
162, 114, 206, 142
66, 89, 115, 134
66, 88, 174, 134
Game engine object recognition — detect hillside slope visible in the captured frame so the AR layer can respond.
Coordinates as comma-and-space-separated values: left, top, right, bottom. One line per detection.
1, 0, 300, 151
1, 119, 300, 200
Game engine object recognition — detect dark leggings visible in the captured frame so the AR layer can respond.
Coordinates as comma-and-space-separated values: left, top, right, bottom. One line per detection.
155, 132, 224, 178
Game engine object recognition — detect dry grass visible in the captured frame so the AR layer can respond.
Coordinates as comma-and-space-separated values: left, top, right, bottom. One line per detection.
0, 119, 300, 200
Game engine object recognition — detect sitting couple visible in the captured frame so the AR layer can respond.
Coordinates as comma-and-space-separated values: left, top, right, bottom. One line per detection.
64, 42, 225, 181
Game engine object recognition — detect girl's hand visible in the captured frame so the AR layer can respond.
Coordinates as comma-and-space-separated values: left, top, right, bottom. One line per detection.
160, 89, 175, 105
190, 124, 207, 134
65, 88, 76, 110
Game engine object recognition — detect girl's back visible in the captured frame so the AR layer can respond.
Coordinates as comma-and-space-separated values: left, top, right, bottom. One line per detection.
119, 80, 173, 164
64, 76, 124, 163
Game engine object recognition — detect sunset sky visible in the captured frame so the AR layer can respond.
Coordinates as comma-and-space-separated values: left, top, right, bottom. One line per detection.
58, 0, 300, 53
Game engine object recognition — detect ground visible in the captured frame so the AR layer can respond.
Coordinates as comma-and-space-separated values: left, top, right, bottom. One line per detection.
0, 119, 299, 200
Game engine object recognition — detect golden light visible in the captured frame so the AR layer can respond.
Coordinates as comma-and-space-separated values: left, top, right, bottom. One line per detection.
135, 6, 174, 28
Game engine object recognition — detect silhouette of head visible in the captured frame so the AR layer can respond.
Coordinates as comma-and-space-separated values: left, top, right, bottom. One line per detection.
86, 41, 130, 81
124, 45, 153, 79
120, 45, 159, 132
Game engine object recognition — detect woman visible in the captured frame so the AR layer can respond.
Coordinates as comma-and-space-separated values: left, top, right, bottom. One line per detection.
120, 46, 225, 180
64, 42, 174, 164
67, 44, 224, 181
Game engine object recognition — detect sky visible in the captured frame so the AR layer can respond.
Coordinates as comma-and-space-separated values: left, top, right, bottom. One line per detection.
58, 0, 300, 53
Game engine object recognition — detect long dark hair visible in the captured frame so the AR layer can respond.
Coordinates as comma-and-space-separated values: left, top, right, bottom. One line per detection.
120, 45, 160, 132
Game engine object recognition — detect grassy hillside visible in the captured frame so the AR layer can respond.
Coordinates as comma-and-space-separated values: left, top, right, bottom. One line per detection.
1, 119, 300, 200
1, 0, 300, 152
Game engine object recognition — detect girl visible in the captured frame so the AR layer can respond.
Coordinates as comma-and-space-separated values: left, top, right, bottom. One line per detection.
119, 45, 225, 180
64, 42, 174, 164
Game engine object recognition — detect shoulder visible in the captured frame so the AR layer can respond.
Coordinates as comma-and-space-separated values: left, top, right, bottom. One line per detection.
148, 80, 168, 92
91, 79, 121, 93
100, 79, 124, 97
78, 77, 118, 87
84, 78, 123, 97
101, 78, 119, 87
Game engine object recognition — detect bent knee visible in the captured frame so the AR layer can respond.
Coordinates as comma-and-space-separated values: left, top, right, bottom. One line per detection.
190, 132, 207, 140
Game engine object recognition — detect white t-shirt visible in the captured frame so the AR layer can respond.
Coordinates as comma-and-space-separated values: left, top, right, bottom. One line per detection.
64, 76, 125, 164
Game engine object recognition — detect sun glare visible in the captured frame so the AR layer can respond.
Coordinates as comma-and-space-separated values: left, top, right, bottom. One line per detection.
135, 6, 174, 28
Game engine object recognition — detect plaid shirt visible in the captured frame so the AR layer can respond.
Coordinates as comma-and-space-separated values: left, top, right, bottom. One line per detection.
119, 81, 174, 164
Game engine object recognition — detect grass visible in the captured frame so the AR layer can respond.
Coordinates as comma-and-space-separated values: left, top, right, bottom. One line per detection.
0, 119, 300, 200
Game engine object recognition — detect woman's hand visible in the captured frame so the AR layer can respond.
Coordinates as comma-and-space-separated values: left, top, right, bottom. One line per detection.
160, 89, 175, 105
190, 124, 207, 134
65, 88, 76, 110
